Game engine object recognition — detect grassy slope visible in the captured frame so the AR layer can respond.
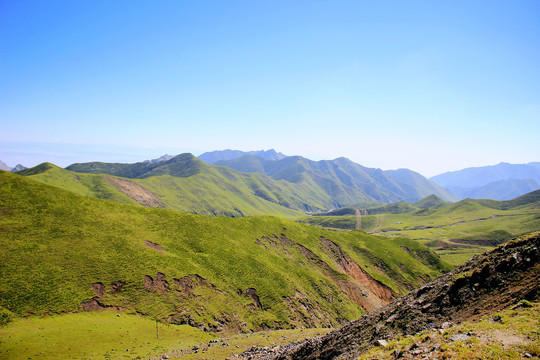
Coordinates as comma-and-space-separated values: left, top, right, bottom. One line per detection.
136, 164, 337, 216
0, 171, 448, 332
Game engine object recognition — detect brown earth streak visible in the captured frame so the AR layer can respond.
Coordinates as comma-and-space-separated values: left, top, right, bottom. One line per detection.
320, 237, 395, 310
105, 176, 164, 208
79, 298, 107, 311
237, 232, 540, 360
145, 240, 165, 253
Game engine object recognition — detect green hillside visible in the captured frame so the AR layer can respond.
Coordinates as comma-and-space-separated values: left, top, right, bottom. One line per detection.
0, 171, 450, 334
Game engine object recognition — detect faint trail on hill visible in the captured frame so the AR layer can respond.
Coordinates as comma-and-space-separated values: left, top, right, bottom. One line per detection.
372, 214, 384, 232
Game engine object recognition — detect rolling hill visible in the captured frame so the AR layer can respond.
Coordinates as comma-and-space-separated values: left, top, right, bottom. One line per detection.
0, 170, 450, 334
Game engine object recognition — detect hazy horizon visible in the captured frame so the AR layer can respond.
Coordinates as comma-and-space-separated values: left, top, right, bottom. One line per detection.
2, 1, 539, 177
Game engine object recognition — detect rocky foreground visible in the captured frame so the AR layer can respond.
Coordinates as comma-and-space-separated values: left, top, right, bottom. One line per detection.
234, 232, 539, 360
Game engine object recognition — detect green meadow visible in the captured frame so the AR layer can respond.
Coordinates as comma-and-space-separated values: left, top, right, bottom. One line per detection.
0, 309, 331, 360
298, 192, 540, 265
0, 310, 215, 360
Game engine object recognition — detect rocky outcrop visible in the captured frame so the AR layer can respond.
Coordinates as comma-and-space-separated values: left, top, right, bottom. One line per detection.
144, 272, 170, 293
237, 232, 540, 360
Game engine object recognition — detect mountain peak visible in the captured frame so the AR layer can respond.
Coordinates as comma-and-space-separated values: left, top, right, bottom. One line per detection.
144, 154, 175, 163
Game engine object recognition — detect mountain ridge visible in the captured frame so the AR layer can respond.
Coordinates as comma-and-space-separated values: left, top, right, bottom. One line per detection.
199, 149, 287, 164
431, 162, 540, 200
215, 154, 457, 203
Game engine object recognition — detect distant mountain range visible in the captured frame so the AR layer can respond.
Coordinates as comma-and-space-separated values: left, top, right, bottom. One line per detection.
430, 162, 540, 200
7, 150, 539, 203
214, 155, 456, 203
198, 149, 287, 164
0, 160, 26, 172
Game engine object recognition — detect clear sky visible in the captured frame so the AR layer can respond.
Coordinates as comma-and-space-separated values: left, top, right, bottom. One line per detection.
1, 1, 539, 177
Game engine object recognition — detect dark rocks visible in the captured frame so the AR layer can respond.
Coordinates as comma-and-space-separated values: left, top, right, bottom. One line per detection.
243, 288, 263, 309
91, 282, 106, 299
79, 298, 107, 311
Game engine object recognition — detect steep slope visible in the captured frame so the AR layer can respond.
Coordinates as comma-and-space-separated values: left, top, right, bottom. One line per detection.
239, 232, 540, 359
217, 155, 456, 203
0, 171, 450, 332
199, 149, 286, 164
16, 162, 143, 206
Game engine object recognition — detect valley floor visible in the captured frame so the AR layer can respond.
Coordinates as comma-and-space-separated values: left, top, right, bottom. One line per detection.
0, 310, 330, 360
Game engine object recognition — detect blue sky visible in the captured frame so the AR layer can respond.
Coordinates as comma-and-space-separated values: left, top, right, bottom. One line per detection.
1, 1, 539, 177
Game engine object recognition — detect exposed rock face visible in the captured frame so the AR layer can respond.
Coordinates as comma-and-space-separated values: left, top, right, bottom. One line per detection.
145, 240, 165, 253
320, 236, 395, 310
238, 232, 540, 360
105, 176, 164, 208
79, 298, 107, 311
110, 281, 125, 294
173, 274, 214, 295
144, 273, 170, 293
91, 282, 106, 299
243, 288, 263, 309
80, 280, 125, 311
